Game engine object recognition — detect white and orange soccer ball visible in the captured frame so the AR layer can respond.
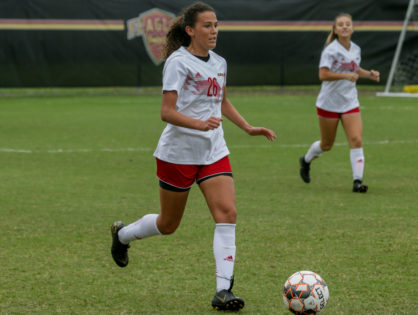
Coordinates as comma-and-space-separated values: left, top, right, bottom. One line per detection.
282, 270, 329, 314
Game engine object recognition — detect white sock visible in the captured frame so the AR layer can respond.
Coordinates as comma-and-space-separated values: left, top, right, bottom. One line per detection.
118, 214, 162, 244
350, 148, 365, 181
213, 223, 236, 292
304, 140, 323, 163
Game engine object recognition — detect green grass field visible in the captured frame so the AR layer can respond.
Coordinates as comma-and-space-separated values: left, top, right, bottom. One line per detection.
0, 87, 417, 314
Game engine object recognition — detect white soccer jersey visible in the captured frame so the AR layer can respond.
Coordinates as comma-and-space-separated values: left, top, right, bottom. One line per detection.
316, 39, 361, 113
153, 46, 229, 165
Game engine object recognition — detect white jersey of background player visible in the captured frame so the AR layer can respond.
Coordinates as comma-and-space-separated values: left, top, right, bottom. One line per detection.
316, 39, 361, 113
154, 46, 229, 165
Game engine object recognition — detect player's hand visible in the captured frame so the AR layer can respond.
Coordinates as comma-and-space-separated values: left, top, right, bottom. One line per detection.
246, 127, 277, 141
347, 73, 359, 82
370, 70, 380, 82
200, 117, 223, 131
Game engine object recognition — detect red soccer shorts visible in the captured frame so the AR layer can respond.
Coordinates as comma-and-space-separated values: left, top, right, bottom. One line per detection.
156, 155, 232, 192
317, 107, 360, 119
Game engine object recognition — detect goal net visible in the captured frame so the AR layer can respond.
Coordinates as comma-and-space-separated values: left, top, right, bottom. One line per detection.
377, 0, 418, 97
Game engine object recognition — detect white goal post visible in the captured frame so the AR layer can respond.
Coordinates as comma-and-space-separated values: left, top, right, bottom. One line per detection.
377, 0, 418, 97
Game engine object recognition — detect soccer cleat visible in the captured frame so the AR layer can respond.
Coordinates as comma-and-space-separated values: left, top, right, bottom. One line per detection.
212, 290, 245, 311
212, 277, 245, 311
110, 221, 130, 267
353, 180, 368, 193
299, 156, 311, 183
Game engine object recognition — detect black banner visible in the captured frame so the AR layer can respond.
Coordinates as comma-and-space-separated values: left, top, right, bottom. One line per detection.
0, 0, 416, 87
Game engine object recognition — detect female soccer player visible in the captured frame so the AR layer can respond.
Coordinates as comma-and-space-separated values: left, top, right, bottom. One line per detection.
110, 2, 276, 311
299, 13, 380, 192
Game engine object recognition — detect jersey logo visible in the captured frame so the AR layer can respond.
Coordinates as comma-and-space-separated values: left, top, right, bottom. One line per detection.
195, 72, 201, 78
126, 8, 175, 65
333, 59, 358, 72
340, 60, 358, 72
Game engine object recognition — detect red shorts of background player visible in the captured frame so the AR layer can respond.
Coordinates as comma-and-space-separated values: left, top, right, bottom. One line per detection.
317, 107, 360, 119
156, 155, 233, 192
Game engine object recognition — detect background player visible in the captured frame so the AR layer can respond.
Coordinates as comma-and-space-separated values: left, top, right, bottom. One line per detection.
110, 1, 276, 311
299, 13, 380, 192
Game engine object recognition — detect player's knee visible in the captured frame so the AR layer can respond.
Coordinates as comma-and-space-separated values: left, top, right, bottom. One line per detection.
320, 143, 333, 151
219, 206, 237, 223
158, 225, 178, 235
227, 210, 237, 223
350, 137, 362, 148
157, 220, 180, 235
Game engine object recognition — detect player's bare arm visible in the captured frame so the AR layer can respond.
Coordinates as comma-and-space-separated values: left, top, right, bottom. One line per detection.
319, 67, 359, 82
358, 67, 380, 82
221, 88, 277, 141
161, 90, 222, 131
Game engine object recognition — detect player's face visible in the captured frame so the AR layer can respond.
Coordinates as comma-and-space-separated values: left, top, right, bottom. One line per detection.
334, 16, 353, 39
187, 11, 218, 53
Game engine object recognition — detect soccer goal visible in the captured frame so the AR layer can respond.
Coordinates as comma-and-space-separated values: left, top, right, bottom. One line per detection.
377, 0, 418, 97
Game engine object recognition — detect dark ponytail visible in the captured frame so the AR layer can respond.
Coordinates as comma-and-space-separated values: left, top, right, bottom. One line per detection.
162, 2, 215, 59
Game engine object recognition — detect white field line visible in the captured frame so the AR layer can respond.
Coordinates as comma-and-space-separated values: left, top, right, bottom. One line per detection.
0, 139, 417, 154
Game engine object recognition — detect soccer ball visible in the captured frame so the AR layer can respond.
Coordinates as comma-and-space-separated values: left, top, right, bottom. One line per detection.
282, 270, 329, 314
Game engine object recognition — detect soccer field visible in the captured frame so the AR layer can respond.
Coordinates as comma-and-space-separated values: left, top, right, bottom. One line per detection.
0, 88, 416, 314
